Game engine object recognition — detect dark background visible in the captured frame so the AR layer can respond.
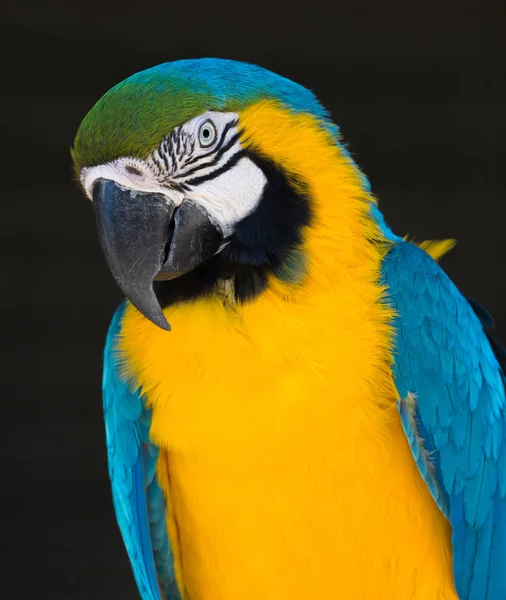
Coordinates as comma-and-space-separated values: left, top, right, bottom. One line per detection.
2, 1, 505, 598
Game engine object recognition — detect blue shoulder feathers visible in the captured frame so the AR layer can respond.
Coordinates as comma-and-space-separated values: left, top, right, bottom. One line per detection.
381, 241, 506, 600
103, 303, 180, 600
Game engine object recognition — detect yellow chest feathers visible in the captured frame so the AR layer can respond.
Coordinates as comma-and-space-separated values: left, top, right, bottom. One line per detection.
116, 103, 456, 599
118, 277, 455, 600
119, 276, 394, 457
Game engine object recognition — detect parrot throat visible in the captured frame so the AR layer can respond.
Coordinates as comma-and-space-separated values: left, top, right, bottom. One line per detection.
153, 151, 311, 309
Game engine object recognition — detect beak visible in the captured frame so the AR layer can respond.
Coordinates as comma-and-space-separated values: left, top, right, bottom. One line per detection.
92, 178, 223, 330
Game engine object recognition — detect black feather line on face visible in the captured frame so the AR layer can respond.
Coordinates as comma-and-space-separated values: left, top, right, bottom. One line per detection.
154, 151, 312, 309
182, 150, 246, 187
172, 132, 241, 180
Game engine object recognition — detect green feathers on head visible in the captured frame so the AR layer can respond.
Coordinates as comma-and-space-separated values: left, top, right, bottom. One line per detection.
72, 72, 213, 172
71, 58, 334, 173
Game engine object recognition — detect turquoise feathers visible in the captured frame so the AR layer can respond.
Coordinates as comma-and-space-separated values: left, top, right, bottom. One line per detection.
103, 304, 180, 600
382, 242, 506, 600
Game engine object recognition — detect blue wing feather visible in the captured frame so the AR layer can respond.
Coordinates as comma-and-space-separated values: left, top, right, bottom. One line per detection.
381, 242, 506, 600
103, 302, 180, 600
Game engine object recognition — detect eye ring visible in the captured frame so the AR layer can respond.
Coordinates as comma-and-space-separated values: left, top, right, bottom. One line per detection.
198, 120, 217, 147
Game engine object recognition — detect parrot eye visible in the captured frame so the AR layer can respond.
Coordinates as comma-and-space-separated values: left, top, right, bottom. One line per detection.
198, 120, 217, 147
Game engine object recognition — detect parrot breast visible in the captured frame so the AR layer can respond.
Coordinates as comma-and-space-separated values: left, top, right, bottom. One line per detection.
116, 102, 458, 600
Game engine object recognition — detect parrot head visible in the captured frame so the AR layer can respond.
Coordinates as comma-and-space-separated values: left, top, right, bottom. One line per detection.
73, 58, 385, 330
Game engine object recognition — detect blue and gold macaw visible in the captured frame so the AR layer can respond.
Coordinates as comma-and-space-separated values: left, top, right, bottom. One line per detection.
72, 59, 506, 600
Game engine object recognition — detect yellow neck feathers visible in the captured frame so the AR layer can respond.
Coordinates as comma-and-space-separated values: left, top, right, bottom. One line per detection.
239, 101, 383, 295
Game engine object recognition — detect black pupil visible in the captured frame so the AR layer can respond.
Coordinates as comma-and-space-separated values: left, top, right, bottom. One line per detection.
203, 128, 210, 138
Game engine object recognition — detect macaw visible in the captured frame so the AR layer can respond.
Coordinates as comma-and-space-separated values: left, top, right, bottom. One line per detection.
72, 58, 506, 600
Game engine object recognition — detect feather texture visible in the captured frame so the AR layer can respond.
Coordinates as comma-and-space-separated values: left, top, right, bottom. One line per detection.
117, 104, 458, 599
103, 303, 180, 600
382, 241, 506, 600
72, 58, 336, 172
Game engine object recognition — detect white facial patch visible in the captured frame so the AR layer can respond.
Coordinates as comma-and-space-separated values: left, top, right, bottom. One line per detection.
80, 158, 186, 205
185, 156, 267, 236
79, 110, 266, 237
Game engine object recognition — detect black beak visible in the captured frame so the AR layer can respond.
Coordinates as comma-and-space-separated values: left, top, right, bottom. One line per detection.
93, 178, 223, 330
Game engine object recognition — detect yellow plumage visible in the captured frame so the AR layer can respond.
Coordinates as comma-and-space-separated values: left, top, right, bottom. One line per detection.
118, 102, 458, 599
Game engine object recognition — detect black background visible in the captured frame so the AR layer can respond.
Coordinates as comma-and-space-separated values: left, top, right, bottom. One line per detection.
3, 1, 506, 598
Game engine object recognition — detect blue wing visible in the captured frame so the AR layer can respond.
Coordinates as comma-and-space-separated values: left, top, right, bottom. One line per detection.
103, 302, 181, 600
381, 241, 506, 600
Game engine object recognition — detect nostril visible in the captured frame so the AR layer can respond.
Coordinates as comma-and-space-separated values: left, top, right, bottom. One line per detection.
125, 164, 143, 176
